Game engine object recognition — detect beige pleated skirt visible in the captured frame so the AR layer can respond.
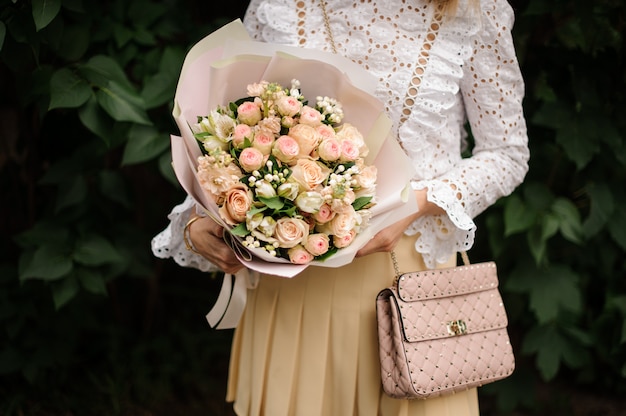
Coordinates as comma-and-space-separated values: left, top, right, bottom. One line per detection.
226, 234, 479, 416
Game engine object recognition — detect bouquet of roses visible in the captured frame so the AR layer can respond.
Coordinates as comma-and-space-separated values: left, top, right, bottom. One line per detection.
170, 19, 418, 279
191, 79, 377, 265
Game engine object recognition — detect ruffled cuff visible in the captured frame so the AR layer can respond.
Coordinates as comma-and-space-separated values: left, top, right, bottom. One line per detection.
406, 180, 475, 268
151, 195, 220, 273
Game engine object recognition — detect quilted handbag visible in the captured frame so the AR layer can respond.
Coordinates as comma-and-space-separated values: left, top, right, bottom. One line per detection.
375, 252, 515, 399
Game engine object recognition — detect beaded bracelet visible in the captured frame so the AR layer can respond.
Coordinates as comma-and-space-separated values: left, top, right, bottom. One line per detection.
183, 216, 203, 255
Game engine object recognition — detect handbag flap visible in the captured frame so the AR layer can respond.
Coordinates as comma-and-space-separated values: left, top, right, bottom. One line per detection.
397, 262, 499, 301
394, 262, 508, 342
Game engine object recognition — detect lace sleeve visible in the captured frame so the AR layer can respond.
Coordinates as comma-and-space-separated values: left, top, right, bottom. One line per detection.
243, 0, 268, 40
408, 0, 529, 267
151, 195, 220, 273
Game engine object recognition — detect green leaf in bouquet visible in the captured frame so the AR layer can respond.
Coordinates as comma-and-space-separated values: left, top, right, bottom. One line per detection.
73, 234, 123, 266
280, 204, 298, 217
259, 196, 284, 210
248, 206, 268, 216
19, 244, 73, 281
230, 223, 250, 237
48, 68, 92, 110
352, 196, 372, 211
194, 131, 212, 141
32, 0, 61, 31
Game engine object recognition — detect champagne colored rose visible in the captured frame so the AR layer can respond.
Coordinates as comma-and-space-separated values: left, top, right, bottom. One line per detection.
339, 139, 360, 162
289, 124, 321, 157
354, 165, 378, 189
316, 124, 336, 140
252, 130, 275, 155
336, 123, 369, 157
239, 147, 265, 172
232, 124, 253, 149
304, 233, 330, 256
287, 244, 314, 264
312, 203, 336, 224
276, 95, 303, 117
272, 135, 300, 165
299, 105, 323, 127
237, 101, 262, 126
295, 191, 324, 214
218, 183, 253, 226
291, 158, 331, 191
333, 229, 356, 248
318, 208, 357, 238
317, 138, 342, 162
274, 217, 309, 248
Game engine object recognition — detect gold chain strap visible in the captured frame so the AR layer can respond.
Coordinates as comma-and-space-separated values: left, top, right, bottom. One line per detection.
319, 0, 338, 54
391, 250, 471, 285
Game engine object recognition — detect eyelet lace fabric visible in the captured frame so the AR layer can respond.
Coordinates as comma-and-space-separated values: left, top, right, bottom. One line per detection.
152, 0, 529, 269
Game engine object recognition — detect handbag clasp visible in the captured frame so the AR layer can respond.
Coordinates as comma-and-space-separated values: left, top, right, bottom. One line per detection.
446, 320, 467, 336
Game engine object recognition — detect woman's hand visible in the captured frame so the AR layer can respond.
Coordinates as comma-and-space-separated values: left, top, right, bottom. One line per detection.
188, 215, 244, 274
355, 188, 444, 257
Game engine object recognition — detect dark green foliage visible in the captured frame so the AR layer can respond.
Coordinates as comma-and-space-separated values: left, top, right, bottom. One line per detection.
476, 0, 626, 411
1, 0, 625, 414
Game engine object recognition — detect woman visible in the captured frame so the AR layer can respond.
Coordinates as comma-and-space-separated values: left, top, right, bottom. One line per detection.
152, 0, 529, 414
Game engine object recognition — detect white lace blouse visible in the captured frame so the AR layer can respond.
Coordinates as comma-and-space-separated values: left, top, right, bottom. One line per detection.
151, 0, 529, 269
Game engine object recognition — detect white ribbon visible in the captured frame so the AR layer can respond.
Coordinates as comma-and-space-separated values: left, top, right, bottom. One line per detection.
205, 268, 258, 329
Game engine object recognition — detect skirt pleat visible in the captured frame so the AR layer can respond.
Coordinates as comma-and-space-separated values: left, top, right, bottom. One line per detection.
227, 234, 480, 416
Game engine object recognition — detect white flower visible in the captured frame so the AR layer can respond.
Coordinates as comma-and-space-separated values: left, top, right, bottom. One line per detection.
277, 182, 300, 201
295, 191, 324, 213
255, 180, 277, 198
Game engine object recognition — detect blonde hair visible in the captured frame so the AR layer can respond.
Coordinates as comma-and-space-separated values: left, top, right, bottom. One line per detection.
435, 0, 480, 17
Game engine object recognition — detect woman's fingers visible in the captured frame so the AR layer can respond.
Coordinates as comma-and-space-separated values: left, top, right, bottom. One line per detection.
189, 216, 244, 274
